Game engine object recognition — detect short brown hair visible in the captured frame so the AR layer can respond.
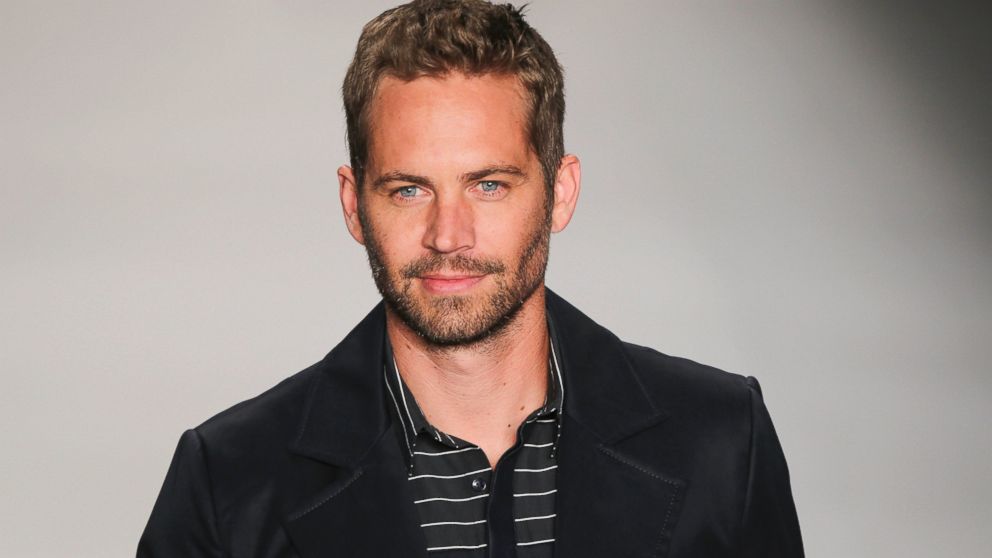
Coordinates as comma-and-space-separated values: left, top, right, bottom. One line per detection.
343, 0, 565, 194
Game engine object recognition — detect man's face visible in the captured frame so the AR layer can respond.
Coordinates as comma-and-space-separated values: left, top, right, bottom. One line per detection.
350, 73, 552, 346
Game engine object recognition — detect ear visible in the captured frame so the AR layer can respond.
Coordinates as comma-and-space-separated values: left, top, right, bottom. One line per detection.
338, 165, 366, 245
550, 154, 581, 233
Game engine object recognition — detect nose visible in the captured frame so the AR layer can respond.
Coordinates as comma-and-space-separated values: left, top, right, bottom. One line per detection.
422, 194, 475, 254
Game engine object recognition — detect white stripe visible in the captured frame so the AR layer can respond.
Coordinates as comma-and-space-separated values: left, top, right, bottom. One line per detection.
394, 358, 418, 434
414, 446, 477, 456
421, 519, 487, 527
415, 493, 490, 504
513, 489, 557, 498
427, 543, 488, 551
514, 513, 556, 523
532, 418, 555, 423
514, 465, 558, 473
408, 467, 490, 481
518, 538, 555, 547
523, 442, 553, 448
383, 365, 413, 456
550, 339, 564, 413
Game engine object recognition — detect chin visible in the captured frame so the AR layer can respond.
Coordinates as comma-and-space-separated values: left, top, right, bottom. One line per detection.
391, 280, 541, 348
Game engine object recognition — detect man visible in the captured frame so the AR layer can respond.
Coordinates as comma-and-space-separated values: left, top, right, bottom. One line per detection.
139, 1, 803, 556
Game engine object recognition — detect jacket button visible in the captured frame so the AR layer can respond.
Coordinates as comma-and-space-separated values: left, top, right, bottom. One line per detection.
470, 477, 488, 492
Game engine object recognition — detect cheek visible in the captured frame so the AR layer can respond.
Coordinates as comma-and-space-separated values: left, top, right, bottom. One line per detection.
365, 216, 422, 267
478, 207, 542, 252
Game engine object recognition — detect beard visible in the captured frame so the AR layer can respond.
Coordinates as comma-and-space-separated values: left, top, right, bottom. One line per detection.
359, 206, 551, 347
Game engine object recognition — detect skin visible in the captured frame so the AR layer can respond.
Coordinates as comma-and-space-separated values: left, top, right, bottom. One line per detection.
338, 73, 580, 466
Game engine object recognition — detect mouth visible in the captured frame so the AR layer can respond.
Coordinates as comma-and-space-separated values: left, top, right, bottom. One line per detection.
419, 274, 486, 294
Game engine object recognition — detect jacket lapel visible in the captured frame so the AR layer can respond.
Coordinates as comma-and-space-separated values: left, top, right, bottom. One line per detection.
548, 291, 686, 558
554, 417, 685, 558
283, 427, 428, 557
282, 303, 428, 558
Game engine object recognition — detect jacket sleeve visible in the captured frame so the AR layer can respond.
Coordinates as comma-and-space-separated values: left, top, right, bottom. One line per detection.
137, 429, 225, 558
739, 377, 804, 557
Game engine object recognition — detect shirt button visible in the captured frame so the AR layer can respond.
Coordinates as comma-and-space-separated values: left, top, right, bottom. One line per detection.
470, 477, 488, 492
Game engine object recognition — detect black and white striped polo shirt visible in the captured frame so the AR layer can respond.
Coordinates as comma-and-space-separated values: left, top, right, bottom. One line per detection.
383, 331, 564, 557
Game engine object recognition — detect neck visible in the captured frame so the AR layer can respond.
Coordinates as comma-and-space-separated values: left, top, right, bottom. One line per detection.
386, 287, 549, 466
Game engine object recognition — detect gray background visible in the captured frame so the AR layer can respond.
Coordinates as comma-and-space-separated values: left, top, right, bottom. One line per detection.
2, 1, 990, 556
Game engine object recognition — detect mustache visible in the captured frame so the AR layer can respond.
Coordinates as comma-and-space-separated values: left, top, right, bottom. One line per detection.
401, 253, 506, 279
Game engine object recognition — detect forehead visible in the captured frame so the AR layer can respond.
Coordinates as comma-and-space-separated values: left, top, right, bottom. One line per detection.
366, 73, 533, 171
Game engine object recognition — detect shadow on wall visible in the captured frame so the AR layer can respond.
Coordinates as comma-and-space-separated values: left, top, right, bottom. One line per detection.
840, 1, 992, 209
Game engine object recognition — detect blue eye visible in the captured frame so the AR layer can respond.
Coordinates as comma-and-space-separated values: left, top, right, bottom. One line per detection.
397, 186, 420, 198
479, 181, 501, 193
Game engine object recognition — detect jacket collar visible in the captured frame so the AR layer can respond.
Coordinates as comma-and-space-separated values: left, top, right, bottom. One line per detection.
288, 301, 391, 468
288, 288, 666, 467
544, 289, 669, 442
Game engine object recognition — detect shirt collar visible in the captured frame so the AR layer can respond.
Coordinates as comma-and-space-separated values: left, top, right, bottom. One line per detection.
382, 316, 566, 465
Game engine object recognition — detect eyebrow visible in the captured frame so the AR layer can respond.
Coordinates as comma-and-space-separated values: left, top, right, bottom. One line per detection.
371, 165, 528, 190
460, 165, 527, 183
372, 172, 434, 190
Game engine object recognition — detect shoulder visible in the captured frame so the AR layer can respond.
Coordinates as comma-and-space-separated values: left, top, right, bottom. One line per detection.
546, 289, 759, 428
621, 341, 759, 435
191, 361, 323, 456
623, 341, 755, 399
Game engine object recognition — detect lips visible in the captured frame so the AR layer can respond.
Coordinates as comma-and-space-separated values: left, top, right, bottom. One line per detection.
419, 274, 485, 294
